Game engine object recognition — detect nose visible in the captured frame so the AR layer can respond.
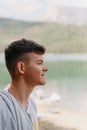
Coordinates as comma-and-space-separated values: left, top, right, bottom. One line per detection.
43, 65, 48, 72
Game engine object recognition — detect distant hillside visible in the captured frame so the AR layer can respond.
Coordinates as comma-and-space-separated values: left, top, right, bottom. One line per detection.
0, 17, 87, 53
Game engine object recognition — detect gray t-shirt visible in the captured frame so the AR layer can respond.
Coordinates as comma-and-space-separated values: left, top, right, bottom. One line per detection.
0, 90, 38, 130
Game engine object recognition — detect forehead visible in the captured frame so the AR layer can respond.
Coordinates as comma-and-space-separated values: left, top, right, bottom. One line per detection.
26, 52, 44, 61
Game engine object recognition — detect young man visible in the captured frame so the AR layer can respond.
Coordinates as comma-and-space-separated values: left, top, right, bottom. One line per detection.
0, 39, 48, 130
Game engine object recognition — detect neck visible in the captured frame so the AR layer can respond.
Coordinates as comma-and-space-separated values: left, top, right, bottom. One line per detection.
8, 79, 34, 111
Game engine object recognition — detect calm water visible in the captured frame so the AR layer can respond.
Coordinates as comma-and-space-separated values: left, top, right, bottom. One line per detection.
42, 79, 87, 114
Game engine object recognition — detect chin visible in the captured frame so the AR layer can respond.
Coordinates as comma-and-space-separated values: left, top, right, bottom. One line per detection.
39, 81, 46, 85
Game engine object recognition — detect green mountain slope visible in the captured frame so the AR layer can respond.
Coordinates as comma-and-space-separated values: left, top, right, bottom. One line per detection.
0, 17, 87, 53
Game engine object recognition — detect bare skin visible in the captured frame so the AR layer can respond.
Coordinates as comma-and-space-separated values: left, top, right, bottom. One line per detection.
8, 52, 48, 110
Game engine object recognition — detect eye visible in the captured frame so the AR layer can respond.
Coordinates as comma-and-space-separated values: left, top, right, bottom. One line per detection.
37, 60, 43, 64
37, 62, 42, 64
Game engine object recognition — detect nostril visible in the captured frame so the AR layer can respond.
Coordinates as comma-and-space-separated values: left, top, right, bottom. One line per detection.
44, 66, 48, 71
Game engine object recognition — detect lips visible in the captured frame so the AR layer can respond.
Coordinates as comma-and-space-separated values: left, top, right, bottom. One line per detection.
41, 73, 45, 76
41, 74, 46, 79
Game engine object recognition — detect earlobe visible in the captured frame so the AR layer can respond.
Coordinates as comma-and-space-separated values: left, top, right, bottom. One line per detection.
17, 62, 25, 74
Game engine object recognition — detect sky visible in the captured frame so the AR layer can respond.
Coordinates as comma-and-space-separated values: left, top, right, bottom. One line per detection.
0, 0, 87, 21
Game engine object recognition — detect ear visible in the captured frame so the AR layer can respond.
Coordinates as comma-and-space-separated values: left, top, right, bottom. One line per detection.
16, 62, 25, 74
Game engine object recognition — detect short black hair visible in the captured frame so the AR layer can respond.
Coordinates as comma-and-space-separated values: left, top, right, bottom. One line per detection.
4, 38, 46, 78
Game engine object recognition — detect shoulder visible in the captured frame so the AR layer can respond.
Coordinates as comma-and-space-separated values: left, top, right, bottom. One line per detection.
0, 91, 9, 109
0, 96, 6, 112
0, 91, 12, 114
0, 94, 12, 124
0, 95, 16, 129
0, 90, 15, 116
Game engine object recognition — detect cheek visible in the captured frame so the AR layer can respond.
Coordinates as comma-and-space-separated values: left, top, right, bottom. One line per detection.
26, 67, 41, 79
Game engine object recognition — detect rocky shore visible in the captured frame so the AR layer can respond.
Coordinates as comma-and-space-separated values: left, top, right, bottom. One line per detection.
37, 99, 87, 130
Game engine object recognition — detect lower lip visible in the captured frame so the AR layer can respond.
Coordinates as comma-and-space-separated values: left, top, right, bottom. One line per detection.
42, 75, 45, 77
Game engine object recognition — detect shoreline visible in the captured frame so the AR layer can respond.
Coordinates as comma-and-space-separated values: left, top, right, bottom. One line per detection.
37, 98, 87, 130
